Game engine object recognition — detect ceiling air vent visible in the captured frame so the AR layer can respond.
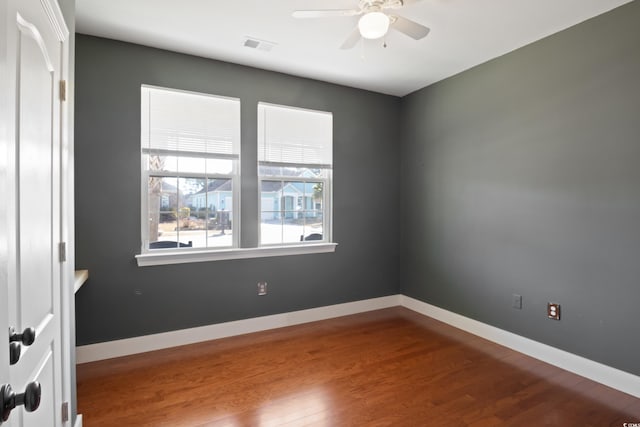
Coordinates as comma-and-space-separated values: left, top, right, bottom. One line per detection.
242, 37, 277, 52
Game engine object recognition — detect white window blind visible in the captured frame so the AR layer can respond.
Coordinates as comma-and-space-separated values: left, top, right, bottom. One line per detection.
258, 103, 332, 168
142, 86, 240, 158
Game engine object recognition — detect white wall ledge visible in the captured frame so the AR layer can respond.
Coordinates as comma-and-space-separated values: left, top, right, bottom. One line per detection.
135, 243, 337, 266
74, 269, 89, 293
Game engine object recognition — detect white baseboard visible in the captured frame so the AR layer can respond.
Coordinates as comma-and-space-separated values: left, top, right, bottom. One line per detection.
399, 295, 640, 398
75, 293, 640, 399
76, 295, 400, 364
74, 414, 82, 427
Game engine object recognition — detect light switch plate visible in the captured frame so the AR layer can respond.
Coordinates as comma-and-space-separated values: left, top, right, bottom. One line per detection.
512, 294, 522, 309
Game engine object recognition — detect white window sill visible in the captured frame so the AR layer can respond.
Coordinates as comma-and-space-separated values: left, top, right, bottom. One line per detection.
135, 243, 338, 267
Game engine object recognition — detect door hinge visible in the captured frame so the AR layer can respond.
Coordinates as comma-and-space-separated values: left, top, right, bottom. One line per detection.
61, 401, 69, 423
60, 80, 67, 101
59, 242, 67, 263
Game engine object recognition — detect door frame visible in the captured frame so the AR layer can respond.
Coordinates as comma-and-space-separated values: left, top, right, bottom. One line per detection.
56, 0, 75, 422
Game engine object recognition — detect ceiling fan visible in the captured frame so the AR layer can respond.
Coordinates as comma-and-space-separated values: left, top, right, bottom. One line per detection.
292, 0, 430, 49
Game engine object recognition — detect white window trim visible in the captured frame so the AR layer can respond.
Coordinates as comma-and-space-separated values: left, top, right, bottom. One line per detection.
140, 170, 240, 252
258, 174, 332, 246
139, 85, 241, 254
136, 93, 338, 266
135, 243, 337, 267
257, 102, 333, 247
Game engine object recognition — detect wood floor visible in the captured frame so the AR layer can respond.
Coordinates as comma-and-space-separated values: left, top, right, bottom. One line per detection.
77, 307, 640, 426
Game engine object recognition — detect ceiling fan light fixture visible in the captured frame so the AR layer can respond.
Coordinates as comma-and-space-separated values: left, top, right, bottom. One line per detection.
358, 11, 390, 39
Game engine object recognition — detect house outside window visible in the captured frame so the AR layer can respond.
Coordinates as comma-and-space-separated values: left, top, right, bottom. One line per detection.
258, 102, 333, 245
140, 85, 240, 251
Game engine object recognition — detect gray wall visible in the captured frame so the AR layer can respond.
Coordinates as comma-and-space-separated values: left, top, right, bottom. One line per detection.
76, 1, 640, 378
400, 1, 640, 375
74, 35, 401, 345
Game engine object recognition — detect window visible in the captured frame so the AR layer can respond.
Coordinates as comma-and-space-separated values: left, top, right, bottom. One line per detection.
140, 86, 240, 252
258, 103, 332, 246
137, 91, 336, 266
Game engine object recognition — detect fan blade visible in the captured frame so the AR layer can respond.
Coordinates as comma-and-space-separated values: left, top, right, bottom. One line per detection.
340, 27, 361, 50
383, 0, 404, 8
383, 0, 424, 8
390, 15, 430, 40
292, 9, 361, 18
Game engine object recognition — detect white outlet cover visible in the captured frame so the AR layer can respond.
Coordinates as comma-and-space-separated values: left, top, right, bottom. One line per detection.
258, 282, 267, 295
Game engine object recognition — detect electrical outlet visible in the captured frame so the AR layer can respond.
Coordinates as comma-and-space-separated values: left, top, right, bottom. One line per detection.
257, 282, 267, 296
512, 294, 522, 309
547, 302, 560, 320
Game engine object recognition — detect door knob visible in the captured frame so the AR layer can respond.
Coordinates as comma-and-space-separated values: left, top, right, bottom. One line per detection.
9, 327, 36, 346
1, 382, 41, 423
7, 327, 35, 366
9, 343, 21, 366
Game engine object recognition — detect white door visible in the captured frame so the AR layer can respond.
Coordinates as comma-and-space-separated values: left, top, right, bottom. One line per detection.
1, 0, 68, 425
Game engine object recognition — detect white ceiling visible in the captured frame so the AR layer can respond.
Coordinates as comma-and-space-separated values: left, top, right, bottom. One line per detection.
75, 0, 634, 97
